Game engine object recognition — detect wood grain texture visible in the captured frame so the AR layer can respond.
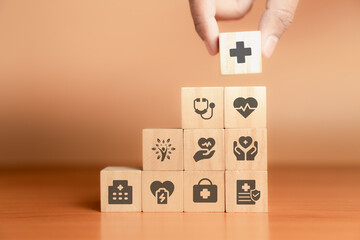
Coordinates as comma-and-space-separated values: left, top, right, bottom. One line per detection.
1, 167, 360, 240
100, 167, 141, 212
225, 171, 268, 212
142, 171, 183, 212
219, 31, 262, 75
183, 171, 225, 212
142, 129, 183, 171
182, 87, 224, 129
224, 87, 266, 128
225, 128, 267, 170
184, 129, 225, 170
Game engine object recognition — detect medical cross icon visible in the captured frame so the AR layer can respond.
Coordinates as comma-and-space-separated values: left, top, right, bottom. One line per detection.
241, 183, 251, 192
229, 41, 252, 63
200, 188, 211, 199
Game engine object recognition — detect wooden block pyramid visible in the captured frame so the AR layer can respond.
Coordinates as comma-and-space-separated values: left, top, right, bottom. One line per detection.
101, 31, 268, 212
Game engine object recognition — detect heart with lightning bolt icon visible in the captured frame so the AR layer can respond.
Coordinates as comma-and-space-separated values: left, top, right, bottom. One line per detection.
150, 181, 175, 199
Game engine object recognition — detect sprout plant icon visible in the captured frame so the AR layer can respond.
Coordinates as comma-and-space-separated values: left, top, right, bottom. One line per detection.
152, 138, 176, 162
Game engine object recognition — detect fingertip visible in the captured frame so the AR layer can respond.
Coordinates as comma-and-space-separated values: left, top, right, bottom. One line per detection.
262, 35, 278, 58
258, 0, 298, 58
204, 40, 218, 55
189, 0, 218, 56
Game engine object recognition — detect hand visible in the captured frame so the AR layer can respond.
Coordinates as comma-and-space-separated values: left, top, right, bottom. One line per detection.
233, 141, 245, 160
246, 141, 258, 160
193, 149, 216, 162
189, 0, 298, 57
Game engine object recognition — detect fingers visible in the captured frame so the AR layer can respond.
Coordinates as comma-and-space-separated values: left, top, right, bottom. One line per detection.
188, 0, 254, 55
189, 0, 298, 57
248, 147, 256, 155
215, 0, 254, 20
259, 0, 298, 58
189, 0, 219, 55
207, 150, 216, 158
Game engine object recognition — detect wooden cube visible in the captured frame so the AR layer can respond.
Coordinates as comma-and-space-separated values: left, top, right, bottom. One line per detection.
142, 171, 183, 212
219, 31, 262, 75
100, 167, 142, 212
184, 129, 224, 170
224, 87, 266, 128
225, 171, 268, 212
142, 129, 183, 171
182, 87, 224, 129
184, 171, 225, 212
225, 128, 267, 170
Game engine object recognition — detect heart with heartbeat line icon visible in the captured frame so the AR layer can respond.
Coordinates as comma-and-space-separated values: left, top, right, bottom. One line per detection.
198, 138, 215, 151
233, 97, 258, 118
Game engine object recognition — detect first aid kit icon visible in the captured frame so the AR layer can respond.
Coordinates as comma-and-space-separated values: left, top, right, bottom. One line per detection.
193, 178, 217, 203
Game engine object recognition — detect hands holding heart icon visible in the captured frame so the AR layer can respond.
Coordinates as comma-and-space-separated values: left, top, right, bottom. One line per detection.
233, 136, 258, 161
193, 137, 216, 162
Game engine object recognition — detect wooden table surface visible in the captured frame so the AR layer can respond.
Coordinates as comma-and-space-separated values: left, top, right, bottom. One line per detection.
1, 166, 360, 240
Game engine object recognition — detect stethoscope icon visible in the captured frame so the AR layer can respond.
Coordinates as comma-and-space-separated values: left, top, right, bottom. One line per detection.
193, 98, 215, 120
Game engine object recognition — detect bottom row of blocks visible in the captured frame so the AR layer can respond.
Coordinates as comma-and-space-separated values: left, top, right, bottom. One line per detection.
101, 167, 268, 212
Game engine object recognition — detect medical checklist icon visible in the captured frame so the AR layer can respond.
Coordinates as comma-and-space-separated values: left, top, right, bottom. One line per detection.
108, 180, 133, 204
150, 181, 175, 205
236, 180, 261, 205
193, 98, 215, 120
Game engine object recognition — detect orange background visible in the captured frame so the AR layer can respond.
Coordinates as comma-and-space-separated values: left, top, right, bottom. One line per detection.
0, 0, 359, 168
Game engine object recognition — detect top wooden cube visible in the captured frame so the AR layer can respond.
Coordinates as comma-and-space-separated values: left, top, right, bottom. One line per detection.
219, 31, 262, 75
182, 87, 224, 129
225, 87, 266, 128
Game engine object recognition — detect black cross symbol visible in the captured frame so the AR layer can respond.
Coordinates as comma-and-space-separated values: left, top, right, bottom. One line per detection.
229, 41, 252, 63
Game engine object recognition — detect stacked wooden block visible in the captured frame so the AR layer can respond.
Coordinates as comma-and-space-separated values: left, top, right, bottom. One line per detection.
182, 87, 268, 212
101, 87, 267, 213
101, 31, 267, 212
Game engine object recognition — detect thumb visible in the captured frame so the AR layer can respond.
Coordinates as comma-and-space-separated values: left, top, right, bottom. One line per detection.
259, 0, 298, 58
